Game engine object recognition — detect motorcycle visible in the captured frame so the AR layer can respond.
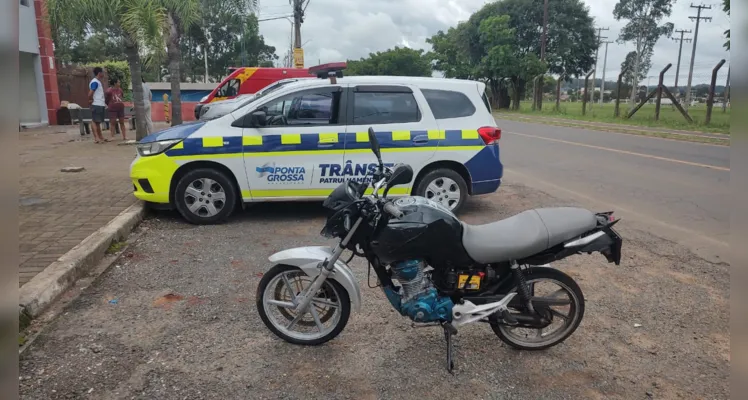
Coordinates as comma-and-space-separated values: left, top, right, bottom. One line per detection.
256, 127, 623, 372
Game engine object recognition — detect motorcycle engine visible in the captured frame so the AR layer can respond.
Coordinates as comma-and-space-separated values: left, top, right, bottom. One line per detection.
387, 259, 454, 323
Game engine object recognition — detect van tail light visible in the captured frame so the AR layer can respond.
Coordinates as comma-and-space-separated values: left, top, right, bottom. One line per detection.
477, 127, 501, 145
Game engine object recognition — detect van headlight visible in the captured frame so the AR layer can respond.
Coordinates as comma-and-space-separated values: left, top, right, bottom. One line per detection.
136, 139, 182, 156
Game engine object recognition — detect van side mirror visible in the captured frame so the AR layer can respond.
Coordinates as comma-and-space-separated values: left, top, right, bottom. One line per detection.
232, 110, 267, 128
250, 110, 267, 127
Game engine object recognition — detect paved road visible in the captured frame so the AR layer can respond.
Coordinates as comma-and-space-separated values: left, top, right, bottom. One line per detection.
496, 118, 730, 259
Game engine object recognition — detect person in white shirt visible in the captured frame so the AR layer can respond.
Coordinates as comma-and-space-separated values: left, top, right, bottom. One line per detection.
88, 67, 107, 143
141, 78, 154, 134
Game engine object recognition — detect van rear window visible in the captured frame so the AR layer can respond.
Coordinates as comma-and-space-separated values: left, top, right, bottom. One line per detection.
422, 89, 476, 120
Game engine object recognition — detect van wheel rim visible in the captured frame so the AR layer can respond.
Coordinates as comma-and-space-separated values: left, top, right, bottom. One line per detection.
424, 177, 461, 210
184, 178, 226, 217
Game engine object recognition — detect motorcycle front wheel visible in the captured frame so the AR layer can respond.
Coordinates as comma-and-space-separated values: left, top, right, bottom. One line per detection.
491, 267, 585, 350
256, 264, 351, 346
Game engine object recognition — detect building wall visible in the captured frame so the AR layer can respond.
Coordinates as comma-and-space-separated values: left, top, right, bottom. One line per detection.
19, 52, 43, 124
19, 1, 39, 54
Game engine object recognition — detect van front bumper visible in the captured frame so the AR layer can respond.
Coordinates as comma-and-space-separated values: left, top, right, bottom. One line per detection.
130, 153, 180, 204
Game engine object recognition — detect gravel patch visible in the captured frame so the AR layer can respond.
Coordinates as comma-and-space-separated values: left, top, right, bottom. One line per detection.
20, 183, 729, 399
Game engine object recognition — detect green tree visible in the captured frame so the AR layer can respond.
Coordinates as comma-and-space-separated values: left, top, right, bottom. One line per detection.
620, 50, 651, 88
543, 76, 557, 93
346, 47, 432, 77
723, 0, 730, 50
430, 0, 595, 110
48, 0, 167, 139
188, 4, 275, 82
613, 0, 674, 109
426, 24, 475, 79
54, 31, 127, 65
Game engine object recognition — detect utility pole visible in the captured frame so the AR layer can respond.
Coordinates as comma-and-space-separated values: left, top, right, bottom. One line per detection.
672, 29, 692, 98
599, 40, 614, 105
536, 0, 549, 111
590, 27, 609, 110
685, 4, 712, 110
291, 0, 310, 68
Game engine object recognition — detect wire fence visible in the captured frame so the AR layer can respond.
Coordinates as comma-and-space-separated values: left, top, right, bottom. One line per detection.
531, 58, 730, 131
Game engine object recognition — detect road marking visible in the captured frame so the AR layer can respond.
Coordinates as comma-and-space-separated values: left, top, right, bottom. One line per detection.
505, 131, 730, 171
504, 168, 729, 249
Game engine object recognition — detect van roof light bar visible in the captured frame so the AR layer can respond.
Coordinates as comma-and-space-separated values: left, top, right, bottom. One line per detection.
309, 62, 347, 84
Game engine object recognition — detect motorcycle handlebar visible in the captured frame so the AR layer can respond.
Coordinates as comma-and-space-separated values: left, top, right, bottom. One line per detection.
383, 202, 404, 219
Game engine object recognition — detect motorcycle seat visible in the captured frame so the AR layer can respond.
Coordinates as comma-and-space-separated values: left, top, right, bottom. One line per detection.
461, 207, 598, 264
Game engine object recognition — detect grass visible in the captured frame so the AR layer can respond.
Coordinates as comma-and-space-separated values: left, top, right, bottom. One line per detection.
106, 240, 126, 255
496, 101, 731, 135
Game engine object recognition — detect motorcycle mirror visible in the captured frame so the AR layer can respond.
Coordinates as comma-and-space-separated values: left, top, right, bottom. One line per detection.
383, 164, 414, 198
368, 127, 382, 164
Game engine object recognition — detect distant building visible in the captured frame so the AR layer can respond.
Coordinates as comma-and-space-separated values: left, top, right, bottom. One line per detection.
19, 0, 60, 126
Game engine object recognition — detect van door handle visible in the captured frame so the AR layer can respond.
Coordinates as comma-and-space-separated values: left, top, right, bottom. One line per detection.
412, 135, 429, 145
318, 142, 334, 148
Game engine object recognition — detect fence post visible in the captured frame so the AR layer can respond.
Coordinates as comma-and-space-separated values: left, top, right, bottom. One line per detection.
705, 59, 726, 125
615, 68, 626, 117
723, 67, 730, 113
163, 93, 170, 124
582, 70, 594, 116
555, 75, 563, 111
655, 63, 673, 121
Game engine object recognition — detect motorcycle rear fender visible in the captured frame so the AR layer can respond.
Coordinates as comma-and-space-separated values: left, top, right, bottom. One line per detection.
268, 246, 362, 312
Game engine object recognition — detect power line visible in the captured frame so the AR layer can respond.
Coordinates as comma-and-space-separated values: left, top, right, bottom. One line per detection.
672, 29, 692, 93
684, 4, 712, 110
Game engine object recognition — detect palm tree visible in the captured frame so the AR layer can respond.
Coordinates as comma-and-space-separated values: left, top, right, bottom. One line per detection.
47, 0, 166, 140
160, 0, 200, 126
159, 0, 257, 125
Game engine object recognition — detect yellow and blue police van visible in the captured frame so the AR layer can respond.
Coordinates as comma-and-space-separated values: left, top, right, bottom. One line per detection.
130, 65, 503, 224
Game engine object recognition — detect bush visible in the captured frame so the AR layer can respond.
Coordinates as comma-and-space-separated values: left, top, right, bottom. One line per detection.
86, 61, 131, 95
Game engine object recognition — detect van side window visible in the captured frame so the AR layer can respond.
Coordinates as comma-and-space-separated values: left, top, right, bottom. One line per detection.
217, 79, 240, 97
258, 88, 341, 126
422, 89, 476, 119
352, 91, 420, 125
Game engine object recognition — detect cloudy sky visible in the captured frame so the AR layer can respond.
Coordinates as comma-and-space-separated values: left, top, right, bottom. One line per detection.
257, 0, 730, 86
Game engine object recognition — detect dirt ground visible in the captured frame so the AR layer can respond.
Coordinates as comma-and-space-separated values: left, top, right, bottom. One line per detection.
19, 182, 729, 399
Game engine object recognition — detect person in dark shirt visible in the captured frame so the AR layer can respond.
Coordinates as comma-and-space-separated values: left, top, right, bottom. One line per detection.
105, 78, 127, 141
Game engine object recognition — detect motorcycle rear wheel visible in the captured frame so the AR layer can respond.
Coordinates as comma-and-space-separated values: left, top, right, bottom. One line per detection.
256, 264, 351, 346
491, 267, 585, 350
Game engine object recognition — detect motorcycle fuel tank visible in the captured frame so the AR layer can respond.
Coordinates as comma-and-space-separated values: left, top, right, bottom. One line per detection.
371, 196, 473, 267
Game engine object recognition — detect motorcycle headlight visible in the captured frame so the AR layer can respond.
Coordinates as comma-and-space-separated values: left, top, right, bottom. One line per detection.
136, 139, 182, 157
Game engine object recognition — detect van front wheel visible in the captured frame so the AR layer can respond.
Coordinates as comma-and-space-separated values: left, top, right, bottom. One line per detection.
415, 168, 468, 213
174, 168, 237, 224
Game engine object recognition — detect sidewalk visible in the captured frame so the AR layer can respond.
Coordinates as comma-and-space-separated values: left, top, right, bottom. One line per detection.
19, 126, 145, 287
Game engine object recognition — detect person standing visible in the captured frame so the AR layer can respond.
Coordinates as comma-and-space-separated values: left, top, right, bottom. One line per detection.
105, 78, 127, 141
87, 67, 106, 144
142, 77, 154, 134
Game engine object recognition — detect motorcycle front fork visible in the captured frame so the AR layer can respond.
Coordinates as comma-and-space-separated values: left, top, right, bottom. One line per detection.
293, 217, 364, 313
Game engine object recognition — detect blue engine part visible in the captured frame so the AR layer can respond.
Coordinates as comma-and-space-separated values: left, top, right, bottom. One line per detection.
400, 288, 454, 322
393, 259, 421, 280
383, 259, 455, 323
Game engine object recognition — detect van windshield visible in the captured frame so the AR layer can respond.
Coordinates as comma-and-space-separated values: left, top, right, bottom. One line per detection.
232, 80, 295, 112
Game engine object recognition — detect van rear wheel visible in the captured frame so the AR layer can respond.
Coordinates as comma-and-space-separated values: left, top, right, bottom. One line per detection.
174, 168, 237, 224
415, 168, 468, 213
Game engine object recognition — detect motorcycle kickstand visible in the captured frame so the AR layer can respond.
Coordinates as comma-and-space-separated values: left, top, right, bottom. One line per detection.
441, 322, 458, 374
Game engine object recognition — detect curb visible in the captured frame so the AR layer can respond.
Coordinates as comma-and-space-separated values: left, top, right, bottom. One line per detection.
19, 202, 146, 325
